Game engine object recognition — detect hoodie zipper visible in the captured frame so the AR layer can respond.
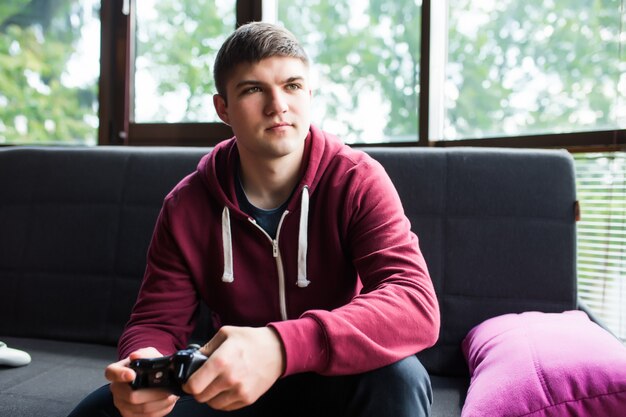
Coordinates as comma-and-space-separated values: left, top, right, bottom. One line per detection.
248, 211, 290, 321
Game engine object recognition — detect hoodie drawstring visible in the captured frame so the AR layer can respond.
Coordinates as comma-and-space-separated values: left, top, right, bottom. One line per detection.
220, 186, 310, 288
296, 186, 311, 288
221, 207, 234, 283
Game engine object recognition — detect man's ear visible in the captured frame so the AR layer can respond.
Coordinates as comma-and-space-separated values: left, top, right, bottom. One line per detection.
213, 94, 230, 125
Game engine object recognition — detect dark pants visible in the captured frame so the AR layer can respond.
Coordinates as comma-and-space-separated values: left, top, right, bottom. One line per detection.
68, 355, 432, 417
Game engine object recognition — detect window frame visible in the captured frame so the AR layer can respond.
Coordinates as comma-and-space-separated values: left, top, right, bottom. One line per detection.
99, 0, 264, 147
99, 0, 626, 151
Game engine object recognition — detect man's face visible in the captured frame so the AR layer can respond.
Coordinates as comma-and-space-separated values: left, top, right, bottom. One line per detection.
213, 56, 312, 162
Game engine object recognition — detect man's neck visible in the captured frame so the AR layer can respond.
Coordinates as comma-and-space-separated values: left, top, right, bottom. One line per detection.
238, 151, 304, 210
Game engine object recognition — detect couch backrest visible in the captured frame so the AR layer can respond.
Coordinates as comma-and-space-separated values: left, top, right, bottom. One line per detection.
0, 147, 208, 345
371, 148, 578, 375
0, 146, 577, 375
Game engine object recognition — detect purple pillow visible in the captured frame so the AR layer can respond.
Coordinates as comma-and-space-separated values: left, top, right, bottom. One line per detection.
461, 310, 626, 417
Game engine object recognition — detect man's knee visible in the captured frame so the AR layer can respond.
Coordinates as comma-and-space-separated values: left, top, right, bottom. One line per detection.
398, 355, 433, 408
365, 356, 430, 387
356, 356, 433, 416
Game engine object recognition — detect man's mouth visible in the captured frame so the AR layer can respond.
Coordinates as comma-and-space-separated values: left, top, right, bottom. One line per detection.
268, 122, 292, 129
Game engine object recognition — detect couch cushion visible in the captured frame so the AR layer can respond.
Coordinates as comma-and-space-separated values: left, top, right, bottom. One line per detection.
0, 336, 468, 417
461, 311, 626, 417
431, 375, 468, 417
0, 337, 117, 417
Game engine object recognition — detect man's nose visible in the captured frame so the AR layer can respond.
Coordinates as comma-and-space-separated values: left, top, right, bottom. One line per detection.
265, 89, 288, 115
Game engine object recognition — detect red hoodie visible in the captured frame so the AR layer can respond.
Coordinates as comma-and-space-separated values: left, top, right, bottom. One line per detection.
118, 124, 440, 376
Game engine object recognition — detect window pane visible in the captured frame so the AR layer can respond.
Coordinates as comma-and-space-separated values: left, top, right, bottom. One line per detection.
575, 152, 626, 343
134, 0, 235, 123
0, 0, 100, 145
436, 1, 626, 140
272, 0, 422, 144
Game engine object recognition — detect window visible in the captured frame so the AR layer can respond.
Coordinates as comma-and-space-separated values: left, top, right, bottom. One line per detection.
431, 0, 626, 141
0, 0, 100, 145
575, 152, 626, 343
271, 0, 422, 144
133, 0, 235, 123
99, 0, 238, 146
3, 1, 624, 147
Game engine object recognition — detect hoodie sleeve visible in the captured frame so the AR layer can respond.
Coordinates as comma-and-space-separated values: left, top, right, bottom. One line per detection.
117, 196, 200, 360
270, 157, 440, 376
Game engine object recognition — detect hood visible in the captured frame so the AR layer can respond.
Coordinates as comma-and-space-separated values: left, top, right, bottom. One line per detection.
196, 124, 343, 210
196, 124, 345, 289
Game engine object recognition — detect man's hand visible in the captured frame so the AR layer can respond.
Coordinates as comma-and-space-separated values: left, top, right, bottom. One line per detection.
105, 347, 179, 417
183, 326, 285, 411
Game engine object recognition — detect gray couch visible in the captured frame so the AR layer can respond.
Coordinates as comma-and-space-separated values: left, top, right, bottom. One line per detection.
0, 146, 579, 416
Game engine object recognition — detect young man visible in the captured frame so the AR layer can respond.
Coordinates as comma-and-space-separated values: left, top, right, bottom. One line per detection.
69, 22, 439, 417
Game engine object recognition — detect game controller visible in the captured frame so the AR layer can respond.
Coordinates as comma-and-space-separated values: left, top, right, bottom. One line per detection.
129, 344, 208, 395
0, 341, 32, 367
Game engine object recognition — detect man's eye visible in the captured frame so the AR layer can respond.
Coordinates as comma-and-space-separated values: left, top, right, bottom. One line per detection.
244, 86, 261, 94
286, 83, 301, 91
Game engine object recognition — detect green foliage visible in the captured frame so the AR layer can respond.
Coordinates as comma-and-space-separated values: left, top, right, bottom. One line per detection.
446, 0, 624, 139
1, 1, 623, 144
0, 0, 98, 145
278, 0, 421, 141
134, 0, 234, 122
0, 1, 31, 24
273, 0, 623, 142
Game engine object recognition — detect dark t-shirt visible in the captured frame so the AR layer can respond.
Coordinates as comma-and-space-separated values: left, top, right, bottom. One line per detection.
235, 171, 289, 239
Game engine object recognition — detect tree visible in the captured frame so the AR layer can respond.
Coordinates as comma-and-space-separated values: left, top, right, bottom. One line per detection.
277, 0, 624, 142
446, 0, 624, 139
4, 1, 622, 144
0, 0, 98, 144
133, 0, 233, 123
278, 0, 421, 142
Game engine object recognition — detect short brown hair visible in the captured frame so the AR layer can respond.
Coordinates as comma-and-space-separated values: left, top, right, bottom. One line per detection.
213, 22, 309, 100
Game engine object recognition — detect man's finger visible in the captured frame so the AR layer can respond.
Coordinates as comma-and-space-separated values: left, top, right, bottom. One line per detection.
106, 347, 164, 383
183, 353, 225, 399
110, 381, 176, 407
116, 391, 178, 414
128, 347, 163, 360
105, 358, 134, 383
185, 371, 230, 404
199, 328, 229, 357
206, 389, 249, 411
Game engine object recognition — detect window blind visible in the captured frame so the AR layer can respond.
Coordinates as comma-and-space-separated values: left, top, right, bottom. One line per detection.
574, 152, 626, 343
